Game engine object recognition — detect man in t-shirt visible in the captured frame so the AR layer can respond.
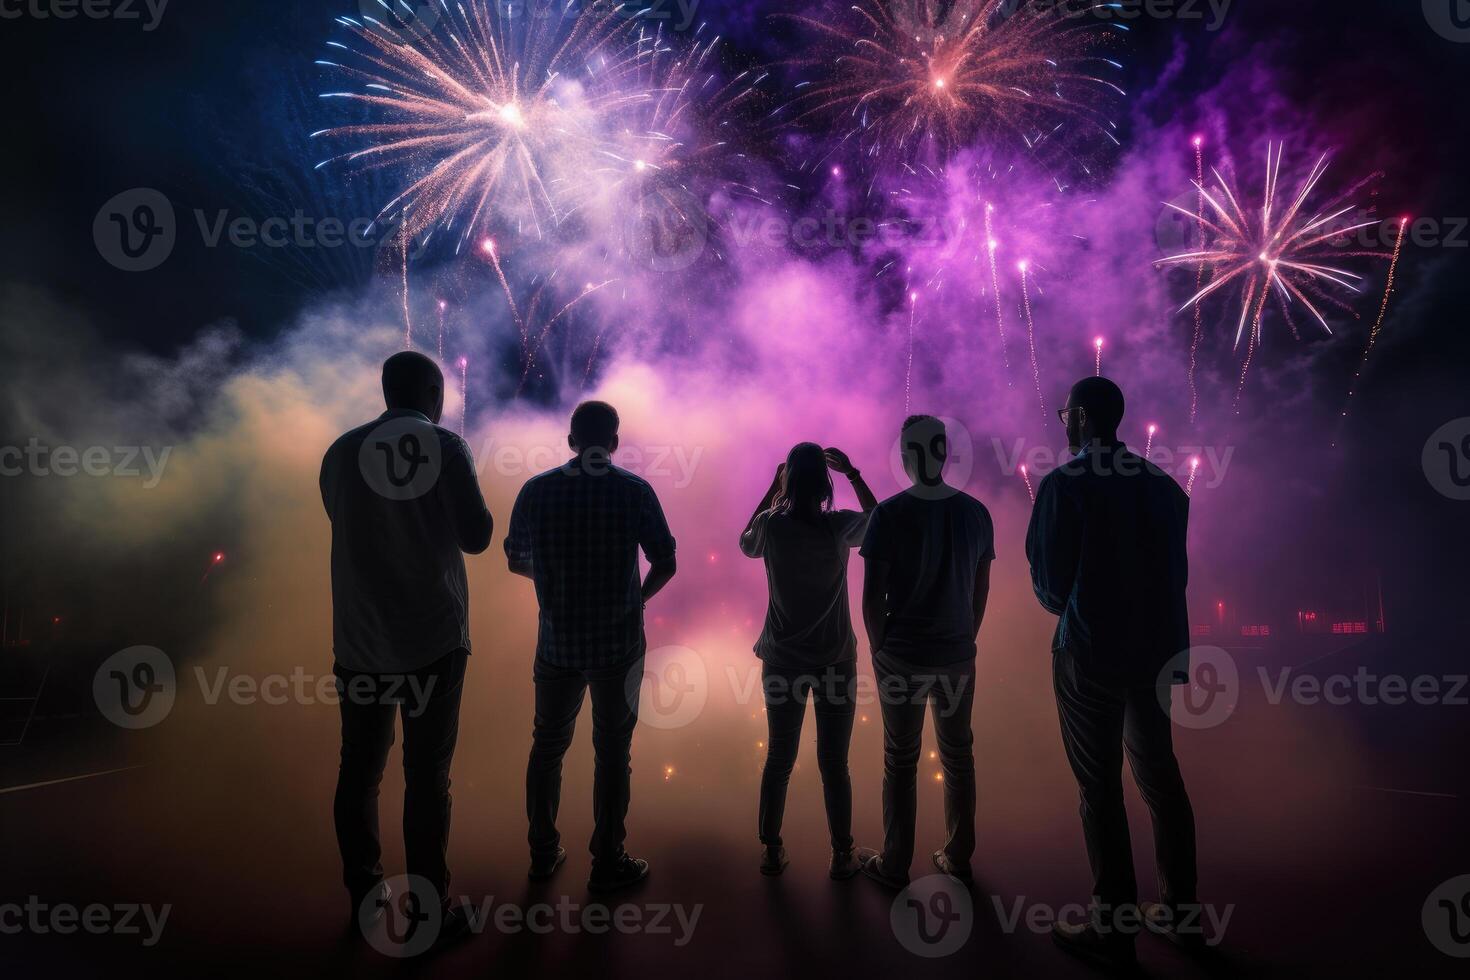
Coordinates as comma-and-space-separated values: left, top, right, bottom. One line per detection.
857, 415, 994, 887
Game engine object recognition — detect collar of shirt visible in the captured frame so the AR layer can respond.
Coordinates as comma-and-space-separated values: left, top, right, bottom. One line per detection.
379, 408, 433, 423
1074, 440, 1127, 460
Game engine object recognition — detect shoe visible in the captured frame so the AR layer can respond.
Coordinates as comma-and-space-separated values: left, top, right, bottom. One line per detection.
588, 853, 650, 894
829, 848, 859, 880
760, 845, 789, 876
1142, 901, 1211, 951
931, 849, 973, 883
427, 901, 474, 954
1051, 921, 1137, 974
856, 847, 909, 889
351, 880, 392, 931
529, 847, 567, 881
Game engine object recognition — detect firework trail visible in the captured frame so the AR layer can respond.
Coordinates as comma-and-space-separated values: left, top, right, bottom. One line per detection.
1144, 423, 1156, 460
983, 202, 1011, 383
1188, 135, 1206, 423
1186, 456, 1200, 496
905, 289, 918, 413
436, 299, 447, 360
776, 0, 1124, 170
458, 356, 468, 436
1019, 259, 1044, 417
1157, 142, 1392, 402
1019, 464, 1035, 503
1093, 335, 1103, 376
517, 279, 617, 397
400, 226, 413, 349
1340, 216, 1409, 429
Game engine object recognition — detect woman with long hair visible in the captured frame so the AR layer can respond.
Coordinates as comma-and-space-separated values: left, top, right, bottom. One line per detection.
739, 442, 878, 878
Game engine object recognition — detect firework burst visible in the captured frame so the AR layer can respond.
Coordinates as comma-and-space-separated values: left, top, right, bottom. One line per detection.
1156, 142, 1394, 405
777, 0, 1124, 170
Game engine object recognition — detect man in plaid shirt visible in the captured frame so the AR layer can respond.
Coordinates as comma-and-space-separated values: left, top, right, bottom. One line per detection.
505, 400, 678, 893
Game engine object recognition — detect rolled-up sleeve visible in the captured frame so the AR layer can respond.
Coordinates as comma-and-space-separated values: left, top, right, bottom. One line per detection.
740, 509, 771, 558
639, 484, 676, 562
1026, 473, 1080, 616
504, 484, 533, 572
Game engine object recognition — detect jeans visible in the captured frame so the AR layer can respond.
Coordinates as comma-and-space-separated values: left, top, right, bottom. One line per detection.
758, 661, 856, 852
333, 649, 467, 902
527, 655, 642, 867
1053, 651, 1198, 911
873, 651, 977, 877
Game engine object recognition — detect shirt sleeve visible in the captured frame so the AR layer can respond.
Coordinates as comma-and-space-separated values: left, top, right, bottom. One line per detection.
639, 484, 677, 562
832, 509, 871, 549
504, 483, 533, 571
858, 503, 889, 561
740, 509, 772, 559
977, 502, 997, 562
1025, 473, 1080, 615
442, 436, 494, 554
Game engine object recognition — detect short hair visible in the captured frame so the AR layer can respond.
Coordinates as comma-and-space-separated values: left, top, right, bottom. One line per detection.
901, 414, 946, 447
1069, 377, 1125, 434
381, 351, 443, 409
570, 400, 620, 449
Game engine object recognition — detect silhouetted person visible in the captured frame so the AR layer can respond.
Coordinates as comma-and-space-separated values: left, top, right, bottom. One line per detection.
739, 444, 878, 878
505, 401, 677, 893
857, 415, 994, 887
320, 351, 492, 946
1026, 377, 1198, 971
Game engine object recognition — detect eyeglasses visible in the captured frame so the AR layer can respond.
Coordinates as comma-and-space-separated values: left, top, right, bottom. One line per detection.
1056, 406, 1085, 425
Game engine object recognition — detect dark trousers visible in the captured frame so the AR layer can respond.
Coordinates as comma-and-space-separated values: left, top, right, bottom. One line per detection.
527, 656, 642, 866
874, 651, 977, 876
758, 661, 857, 852
333, 650, 467, 902
1053, 651, 1198, 912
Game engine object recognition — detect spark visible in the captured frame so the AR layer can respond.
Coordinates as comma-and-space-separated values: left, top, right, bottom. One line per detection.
905, 289, 918, 413
1186, 456, 1200, 496
1340, 216, 1409, 430
458, 356, 468, 436
1144, 423, 1156, 460
983, 201, 1011, 383
1019, 259, 1045, 417
1019, 464, 1035, 503
1093, 335, 1104, 376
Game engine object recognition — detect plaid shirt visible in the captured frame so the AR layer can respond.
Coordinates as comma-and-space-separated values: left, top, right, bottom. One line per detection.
505, 460, 676, 668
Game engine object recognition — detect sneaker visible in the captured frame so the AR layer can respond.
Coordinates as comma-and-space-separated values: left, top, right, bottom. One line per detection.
588, 853, 650, 894
1142, 901, 1210, 951
427, 901, 474, 954
856, 847, 909, 889
931, 849, 973, 883
529, 847, 567, 881
351, 880, 392, 931
760, 845, 789, 876
829, 849, 859, 880
1051, 921, 1138, 974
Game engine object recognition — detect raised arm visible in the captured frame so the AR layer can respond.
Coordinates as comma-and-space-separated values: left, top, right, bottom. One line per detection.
739, 463, 784, 558
825, 448, 877, 512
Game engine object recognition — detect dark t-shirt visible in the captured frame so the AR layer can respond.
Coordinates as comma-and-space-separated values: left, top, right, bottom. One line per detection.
740, 509, 869, 669
860, 488, 996, 666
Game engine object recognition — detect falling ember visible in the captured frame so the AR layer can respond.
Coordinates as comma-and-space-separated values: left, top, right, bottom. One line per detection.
458, 357, 468, 436
1020, 464, 1035, 503
436, 300, 447, 361
1019, 260, 1045, 417
1340, 216, 1409, 434
1186, 457, 1200, 496
905, 290, 919, 414
1144, 424, 1157, 460
983, 203, 1011, 384
201, 551, 226, 583
664, 765, 675, 782
1093, 336, 1104, 377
